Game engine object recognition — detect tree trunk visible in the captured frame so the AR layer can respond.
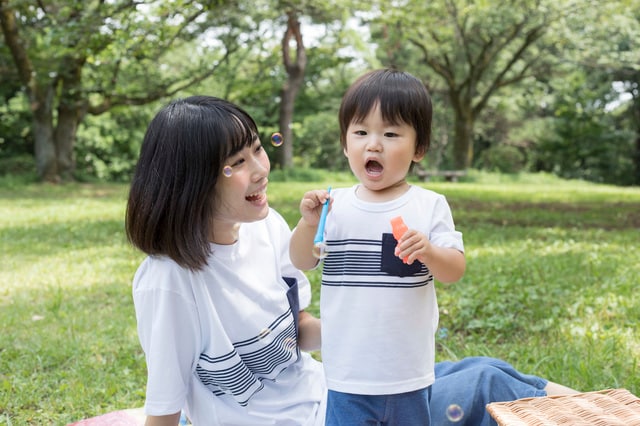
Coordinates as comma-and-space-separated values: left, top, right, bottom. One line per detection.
32, 86, 59, 183
54, 102, 79, 181
54, 58, 85, 181
452, 115, 475, 170
278, 87, 295, 169
634, 100, 640, 185
450, 94, 475, 170
277, 10, 306, 169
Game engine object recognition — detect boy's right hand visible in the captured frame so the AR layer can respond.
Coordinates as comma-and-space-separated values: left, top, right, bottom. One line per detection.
299, 189, 332, 227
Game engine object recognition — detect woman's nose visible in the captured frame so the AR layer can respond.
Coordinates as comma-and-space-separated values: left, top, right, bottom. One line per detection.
251, 155, 270, 180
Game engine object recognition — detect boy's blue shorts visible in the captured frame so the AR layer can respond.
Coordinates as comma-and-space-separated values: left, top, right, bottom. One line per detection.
326, 386, 432, 425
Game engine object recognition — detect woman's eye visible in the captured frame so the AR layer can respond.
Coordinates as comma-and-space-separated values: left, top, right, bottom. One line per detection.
231, 158, 245, 167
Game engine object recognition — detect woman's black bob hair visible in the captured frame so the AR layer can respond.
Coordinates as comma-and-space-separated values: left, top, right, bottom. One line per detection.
125, 96, 258, 271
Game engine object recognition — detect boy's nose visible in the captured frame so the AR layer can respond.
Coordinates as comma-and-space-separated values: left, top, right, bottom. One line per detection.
366, 135, 383, 151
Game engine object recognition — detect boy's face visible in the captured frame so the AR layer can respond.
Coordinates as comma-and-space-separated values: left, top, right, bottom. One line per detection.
211, 138, 271, 242
344, 103, 424, 199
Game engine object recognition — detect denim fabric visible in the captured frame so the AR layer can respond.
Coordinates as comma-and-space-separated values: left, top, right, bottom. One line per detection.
325, 386, 432, 426
430, 357, 548, 425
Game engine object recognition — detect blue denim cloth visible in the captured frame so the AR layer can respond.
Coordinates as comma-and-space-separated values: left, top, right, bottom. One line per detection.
430, 357, 548, 425
180, 357, 547, 425
326, 386, 432, 425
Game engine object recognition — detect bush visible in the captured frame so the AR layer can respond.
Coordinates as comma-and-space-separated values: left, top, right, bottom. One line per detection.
476, 144, 527, 173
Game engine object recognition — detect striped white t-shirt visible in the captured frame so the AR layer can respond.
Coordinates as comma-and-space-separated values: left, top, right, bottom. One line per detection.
320, 185, 464, 395
133, 209, 326, 425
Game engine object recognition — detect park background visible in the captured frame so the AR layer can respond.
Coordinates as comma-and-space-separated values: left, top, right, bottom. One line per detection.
1, 0, 639, 424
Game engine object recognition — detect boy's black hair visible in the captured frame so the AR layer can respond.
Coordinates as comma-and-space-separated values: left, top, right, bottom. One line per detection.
339, 68, 432, 156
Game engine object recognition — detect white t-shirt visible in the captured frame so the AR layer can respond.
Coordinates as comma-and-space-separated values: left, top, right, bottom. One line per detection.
320, 185, 464, 395
133, 209, 326, 425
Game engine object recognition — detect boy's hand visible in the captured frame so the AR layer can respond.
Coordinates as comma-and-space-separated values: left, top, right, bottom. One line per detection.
394, 228, 431, 265
395, 228, 466, 283
299, 189, 332, 227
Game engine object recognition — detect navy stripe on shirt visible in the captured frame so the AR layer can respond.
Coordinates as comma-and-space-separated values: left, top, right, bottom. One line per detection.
196, 309, 298, 406
322, 238, 433, 288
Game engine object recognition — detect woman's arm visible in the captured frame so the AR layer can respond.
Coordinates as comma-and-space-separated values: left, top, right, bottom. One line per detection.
145, 412, 181, 426
297, 310, 321, 352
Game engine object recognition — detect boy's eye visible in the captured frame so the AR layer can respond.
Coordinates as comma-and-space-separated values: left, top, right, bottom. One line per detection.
384, 132, 399, 137
354, 130, 367, 136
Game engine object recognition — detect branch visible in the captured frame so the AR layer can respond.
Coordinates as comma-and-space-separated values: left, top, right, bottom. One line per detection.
87, 43, 237, 114
408, 37, 455, 86
282, 10, 306, 74
0, 0, 34, 88
473, 24, 546, 115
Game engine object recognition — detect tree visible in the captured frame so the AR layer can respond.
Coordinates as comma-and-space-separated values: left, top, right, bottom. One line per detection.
277, 9, 307, 169
534, 0, 640, 184
272, 0, 366, 169
374, 0, 571, 170
0, 0, 241, 182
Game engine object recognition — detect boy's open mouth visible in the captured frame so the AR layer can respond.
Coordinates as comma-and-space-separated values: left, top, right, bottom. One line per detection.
366, 159, 383, 176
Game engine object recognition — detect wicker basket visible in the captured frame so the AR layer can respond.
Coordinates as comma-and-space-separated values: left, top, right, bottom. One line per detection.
486, 388, 640, 425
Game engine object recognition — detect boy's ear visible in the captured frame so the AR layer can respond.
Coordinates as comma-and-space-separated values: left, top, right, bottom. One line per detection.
343, 147, 348, 157
413, 146, 426, 162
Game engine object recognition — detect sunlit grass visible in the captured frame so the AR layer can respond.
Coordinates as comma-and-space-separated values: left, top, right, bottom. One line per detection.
1, 173, 639, 424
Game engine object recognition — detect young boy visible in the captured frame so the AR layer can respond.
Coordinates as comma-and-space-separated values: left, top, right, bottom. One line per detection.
290, 69, 466, 425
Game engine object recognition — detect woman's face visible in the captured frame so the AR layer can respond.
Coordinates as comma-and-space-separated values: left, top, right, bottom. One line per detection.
211, 137, 271, 243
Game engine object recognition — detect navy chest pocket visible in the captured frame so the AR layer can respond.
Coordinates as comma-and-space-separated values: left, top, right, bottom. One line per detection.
380, 232, 422, 277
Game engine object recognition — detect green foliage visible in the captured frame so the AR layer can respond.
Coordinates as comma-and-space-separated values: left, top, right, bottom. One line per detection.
476, 144, 527, 173
0, 94, 32, 159
1, 175, 639, 424
74, 106, 155, 182
293, 111, 346, 170
533, 70, 636, 185
0, 0, 639, 185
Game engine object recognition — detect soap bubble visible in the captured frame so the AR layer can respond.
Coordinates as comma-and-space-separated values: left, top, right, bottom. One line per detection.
222, 165, 233, 177
283, 337, 297, 352
271, 132, 284, 147
446, 404, 464, 422
258, 328, 271, 339
312, 242, 329, 259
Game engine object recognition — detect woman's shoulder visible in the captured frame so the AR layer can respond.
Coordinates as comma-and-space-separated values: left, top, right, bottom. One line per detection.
133, 255, 196, 292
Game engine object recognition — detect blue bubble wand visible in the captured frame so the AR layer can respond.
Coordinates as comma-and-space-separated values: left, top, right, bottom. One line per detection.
312, 186, 331, 259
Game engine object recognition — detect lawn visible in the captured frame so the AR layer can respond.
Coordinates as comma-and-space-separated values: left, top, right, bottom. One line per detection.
1, 172, 639, 424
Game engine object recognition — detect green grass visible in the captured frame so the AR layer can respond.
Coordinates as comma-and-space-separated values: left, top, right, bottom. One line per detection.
1, 172, 639, 424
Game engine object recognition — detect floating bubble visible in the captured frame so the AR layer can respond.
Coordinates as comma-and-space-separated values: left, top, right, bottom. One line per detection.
438, 327, 449, 339
258, 328, 271, 339
271, 132, 284, 147
222, 165, 233, 177
312, 242, 329, 259
446, 404, 464, 422
283, 337, 297, 352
